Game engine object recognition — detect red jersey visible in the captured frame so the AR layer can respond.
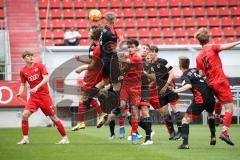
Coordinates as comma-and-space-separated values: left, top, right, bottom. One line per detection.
122, 53, 143, 87
20, 63, 49, 95
83, 45, 103, 91
196, 44, 227, 85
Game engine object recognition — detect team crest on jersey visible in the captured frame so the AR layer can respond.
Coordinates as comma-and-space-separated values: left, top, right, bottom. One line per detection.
34, 68, 39, 73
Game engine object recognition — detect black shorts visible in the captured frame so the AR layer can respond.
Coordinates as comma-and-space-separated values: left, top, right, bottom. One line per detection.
159, 91, 179, 107
186, 101, 215, 119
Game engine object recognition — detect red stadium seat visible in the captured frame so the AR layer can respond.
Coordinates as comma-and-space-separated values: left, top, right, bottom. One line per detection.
51, 9, 61, 18
146, 0, 156, 7
209, 17, 220, 27
125, 18, 135, 28
169, 0, 179, 7
0, 0, 3, 9
153, 38, 164, 45
175, 28, 186, 37
133, 0, 144, 8
110, 0, 120, 8
216, 0, 227, 6
77, 19, 88, 29
41, 29, 52, 39
228, 0, 238, 6
165, 38, 176, 45
187, 27, 197, 37
163, 28, 174, 37
236, 27, 240, 36
39, 9, 50, 19
147, 8, 158, 17
173, 18, 183, 27
185, 17, 196, 27
100, 9, 108, 15
116, 28, 125, 36
75, 9, 86, 18
112, 8, 122, 17
122, 0, 132, 8
54, 39, 64, 45
136, 18, 148, 28
53, 29, 64, 39
221, 17, 233, 27
218, 7, 229, 16
38, 0, 48, 8
157, 0, 168, 7
80, 39, 89, 45
231, 7, 240, 16
171, 8, 181, 17
50, 0, 60, 8
214, 37, 225, 44
98, 0, 108, 8
159, 8, 169, 17
0, 9, 3, 19
161, 18, 172, 27
86, 0, 96, 8
234, 17, 240, 27
211, 27, 222, 37
135, 8, 146, 18
40, 19, 50, 29
151, 28, 162, 37
189, 38, 198, 44
73, 0, 84, 8
62, 0, 72, 9
64, 19, 76, 28
138, 28, 150, 38
182, 7, 193, 17
197, 17, 208, 27
123, 8, 134, 18
226, 37, 237, 43
181, 0, 192, 7
207, 7, 217, 16
177, 38, 188, 44
126, 28, 137, 38
140, 38, 152, 44
192, 0, 203, 7
194, 7, 205, 17
52, 19, 63, 29
223, 27, 235, 37
63, 9, 74, 19
148, 18, 160, 28
204, 0, 215, 7
42, 39, 52, 46
79, 29, 88, 38
115, 18, 124, 28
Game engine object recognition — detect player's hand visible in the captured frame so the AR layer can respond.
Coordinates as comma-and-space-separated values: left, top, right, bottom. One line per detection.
160, 83, 169, 95
30, 87, 38, 94
75, 56, 81, 61
16, 93, 21, 99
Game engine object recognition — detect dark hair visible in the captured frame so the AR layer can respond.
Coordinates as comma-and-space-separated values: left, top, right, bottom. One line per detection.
88, 24, 101, 32
126, 39, 139, 47
90, 26, 103, 41
179, 56, 190, 69
22, 50, 33, 59
150, 45, 158, 53
142, 43, 150, 49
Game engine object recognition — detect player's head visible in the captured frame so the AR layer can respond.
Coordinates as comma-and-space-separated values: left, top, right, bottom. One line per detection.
178, 56, 190, 71
150, 45, 158, 59
103, 12, 117, 26
89, 25, 103, 43
195, 28, 209, 46
22, 50, 34, 64
140, 43, 150, 58
88, 24, 101, 37
127, 39, 139, 55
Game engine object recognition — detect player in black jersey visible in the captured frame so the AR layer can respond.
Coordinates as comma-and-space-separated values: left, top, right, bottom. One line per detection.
172, 56, 216, 149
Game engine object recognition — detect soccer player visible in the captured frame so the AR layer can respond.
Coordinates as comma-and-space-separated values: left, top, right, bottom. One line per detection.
72, 26, 107, 131
172, 56, 216, 149
195, 28, 240, 145
17, 51, 69, 144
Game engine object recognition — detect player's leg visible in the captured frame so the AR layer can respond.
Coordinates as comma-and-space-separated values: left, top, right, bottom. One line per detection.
178, 115, 190, 149
130, 105, 139, 145
119, 116, 125, 139
140, 105, 153, 145
207, 113, 216, 145
18, 110, 32, 144
214, 100, 222, 126
90, 97, 107, 128
109, 119, 116, 139
72, 96, 87, 131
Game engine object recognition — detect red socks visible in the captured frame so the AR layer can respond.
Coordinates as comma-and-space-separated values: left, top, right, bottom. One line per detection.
215, 102, 222, 115
90, 98, 103, 115
222, 112, 233, 136
22, 120, 29, 136
78, 102, 86, 122
54, 120, 66, 137
131, 118, 138, 134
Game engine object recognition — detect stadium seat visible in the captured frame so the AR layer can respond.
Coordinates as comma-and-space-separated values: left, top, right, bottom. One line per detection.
159, 8, 169, 17
236, 27, 240, 36
181, 0, 192, 7
42, 39, 52, 46
194, 7, 205, 17
151, 28, 162, 37
218, 7, 229, 16
62, 0, 72, 9
125, 18, 135, 28
197, 17, 208, 27
112, 8, 122, 17
169, 0, 179, 7
138, 28, 150, 38
171, 8, 181, 17
185, 17, 196, 27
140, 38, 152, 44
116, 28, 125, 36
0, 9, 3, 19
122, 0, 132, 8
0, 1, 3, 9
226, 37, 237, 43
146, 0, 156, 8
189, 38, 198, 44
148, 18, 160, 28
211, 27, 222, 37
52, 19, 63, 29
75, 9, 86, 18
165, 38, 176, 45
182, 7, 193, 17
221, 17, 233, 27
187, 27, 197, 37
41, 29, 52, 39
161, 18, 172, 28
53, 29, 64, 39
51, 9, 61, 19
133, 0, 144, 8
50, 0, 60, 8
231, 7, 240, 16
39, 9, 49, 19
175, 28, 186, 37
54, 39, 64, 45
40, 19, 51, 29
77, 19, 88, 29
206, 7, 217, 16
136, 18, 148, 28
64, 19, 76, 28
115, 18, 124, 28
100, 9, 108, 15
214, 37, 225, 44
192, 0, 203, 7
98, 0, 108, 8
126, 28, 138, 38
110, 0, 120, 8
204, 0, 215, 7
135, 8, 146, 18
147, 8, 158, 17
156, 0, 168, 7
79, 29, 88, 38
123, 8, 134, 18
73, 0, 84, 8
63, 9, 74, 19
173, 18, 183, 27
177, 38, 188, 44
224, 27, 235, 37
228, 0, 238, 6
38, 0, 48, 8
209, 17, 220, 27
80, 38, 89, 45
216, 0, 227, 6
86, 0, 96, 8
163, 28, 174, 37
152, 38, 164, 44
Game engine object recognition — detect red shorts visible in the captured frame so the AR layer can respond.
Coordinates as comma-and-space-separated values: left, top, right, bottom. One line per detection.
149, 85, 161, 109
25, 94, 55, 116
120, 85, 141, 107
209, 81, 233, 104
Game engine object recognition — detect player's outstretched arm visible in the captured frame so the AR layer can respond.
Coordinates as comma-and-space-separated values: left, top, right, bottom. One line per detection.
75, 56, 91, 64
75, 65, 88, 74
173, 84, 192, 93
220, 40, 240, 50
17, 83, 25, 98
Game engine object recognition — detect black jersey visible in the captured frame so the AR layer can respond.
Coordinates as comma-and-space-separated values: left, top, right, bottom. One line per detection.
181, 68, 215, 105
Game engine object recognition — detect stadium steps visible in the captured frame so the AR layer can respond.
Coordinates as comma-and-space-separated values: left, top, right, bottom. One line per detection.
6, 0, 40, 80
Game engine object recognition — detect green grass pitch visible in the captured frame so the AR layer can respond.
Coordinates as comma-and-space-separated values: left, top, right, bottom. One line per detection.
0, 125, 239, 160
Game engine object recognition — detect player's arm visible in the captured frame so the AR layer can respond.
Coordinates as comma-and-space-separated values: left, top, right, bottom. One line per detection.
159, 67, 174, 94
75, 56, 91, 64
30, 74, 49, 94
87, 58, 98, 71
75, 65, 88, 74
220, 41, 240, 50
17, 83, 25, 98
172, 84, 192, 93
144, 71, 156, 82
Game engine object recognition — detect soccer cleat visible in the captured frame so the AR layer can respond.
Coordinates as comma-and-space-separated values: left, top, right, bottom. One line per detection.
219, 133, 234, 146
71, 122, 86, 131
178, 144, 190, 149
127, 135, 132, 141
96, 113, 108, 128
137, 133, 143, 139
109, 135, 116, 140
210, 137, 216, 145
132, 134, 137, 145
169, 131, 176, 140
17, 138, 29, 145
141, 140, 153, 145
119, 127, 125, 139
56, 137, 70, 144
174, 131, 182, 140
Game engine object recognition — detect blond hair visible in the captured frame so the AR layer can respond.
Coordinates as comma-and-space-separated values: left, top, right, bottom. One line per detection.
195, 28, 209, 46
103, 12, 117, 25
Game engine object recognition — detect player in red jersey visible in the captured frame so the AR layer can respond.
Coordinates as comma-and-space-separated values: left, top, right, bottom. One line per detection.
195, 28, 240, 146
17, 51, 69, 144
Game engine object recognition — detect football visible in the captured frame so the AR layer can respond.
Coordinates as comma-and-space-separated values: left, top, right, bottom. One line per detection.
88, 9, 102, 22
